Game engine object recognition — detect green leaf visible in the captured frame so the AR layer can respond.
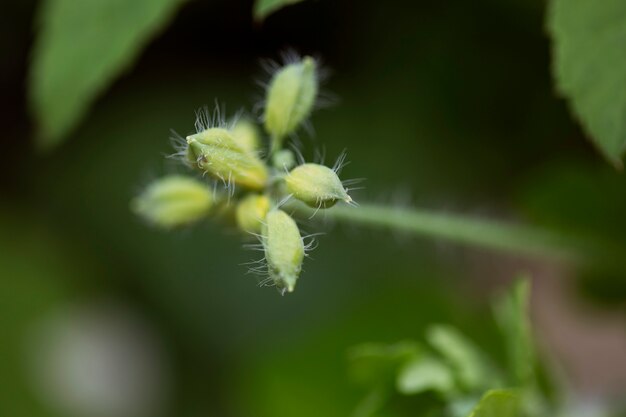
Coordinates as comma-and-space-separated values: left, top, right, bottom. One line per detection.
426, 324, 500, 391
396, 356, 455, 395
30, 0, 187, 150
467, 389, 521, 417
254, 0, 307, 21
548, 0, 626, 167
494, 279, 534, 386
348, 341, 421, 387
352, 386, 390, 417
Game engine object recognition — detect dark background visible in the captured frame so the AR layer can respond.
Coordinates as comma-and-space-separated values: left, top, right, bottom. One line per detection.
1, 0, 625, 416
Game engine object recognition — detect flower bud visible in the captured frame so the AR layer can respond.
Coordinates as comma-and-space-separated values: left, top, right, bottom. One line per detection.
186, 128, 268, 190
285, 163, 351, 208
132, 176, 212, 228
262, 210, 304, 293
264, 56, 318, 147
272, 149, 296, 170
236, 194, 270, 234
231, 118, 261, 154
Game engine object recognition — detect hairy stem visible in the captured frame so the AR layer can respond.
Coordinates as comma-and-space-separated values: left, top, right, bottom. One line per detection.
291, 202, 625, 267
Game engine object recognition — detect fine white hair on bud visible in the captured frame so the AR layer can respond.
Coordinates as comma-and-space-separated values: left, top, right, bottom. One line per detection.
186, 127, 269, 191
236, 194, 270, 234
263, 55, 318, 149
285, 163, 352, 209
262, 209, 304, 294
131, 176, 213, 228
133, 53, 361, 295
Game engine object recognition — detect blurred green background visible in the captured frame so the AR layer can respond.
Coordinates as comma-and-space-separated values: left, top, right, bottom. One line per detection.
1, 0, 625, 416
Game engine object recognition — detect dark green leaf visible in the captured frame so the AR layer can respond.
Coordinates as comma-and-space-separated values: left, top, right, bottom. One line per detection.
254, 0, 307, 21
548, 0, 626, 167
30, 0, 187, 150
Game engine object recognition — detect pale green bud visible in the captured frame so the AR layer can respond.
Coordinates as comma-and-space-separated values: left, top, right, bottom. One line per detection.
285, 163, 351, 208
262, 209, 304, 293
264, 56, 318, 147
132, 176, 212, 228
186, 128, 268, 190
236, 194, 270, 234
231, 118, 261, 153
272, 149, 296, 170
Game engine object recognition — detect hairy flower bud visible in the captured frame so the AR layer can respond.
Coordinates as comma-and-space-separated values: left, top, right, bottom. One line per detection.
231, 118, 261, 153
236, 194, 270, 234
272, 149, 296, 170
132, 176, 212, 228
264, 56, 318, 147
262, 210, 304, 293
186, 128, 268, 190
285, 163, 351, 208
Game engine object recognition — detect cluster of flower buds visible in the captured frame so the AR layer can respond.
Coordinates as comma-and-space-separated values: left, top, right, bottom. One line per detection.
132, 55, 356, 294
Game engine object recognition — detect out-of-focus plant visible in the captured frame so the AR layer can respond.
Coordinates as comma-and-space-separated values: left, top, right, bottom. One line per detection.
347, 280, 553, 417
547, 0, 626, 168
28, 0, 626, 170
28, 0, 307, 150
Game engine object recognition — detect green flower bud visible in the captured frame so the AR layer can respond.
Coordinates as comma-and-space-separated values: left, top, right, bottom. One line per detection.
272, 149, 296, 170
231, 118, 261, 153
285, 163, 351, 208
264, 56, 318, 147
186, 128, 268, 191
132, 176, 212, 228
236, 194, 270, 234
262, 209, 304, 293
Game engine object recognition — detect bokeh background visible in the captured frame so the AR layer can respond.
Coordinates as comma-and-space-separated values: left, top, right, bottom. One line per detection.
1, 0, 625, 416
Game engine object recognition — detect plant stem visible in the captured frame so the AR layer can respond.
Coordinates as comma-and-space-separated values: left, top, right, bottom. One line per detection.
290, 202, 626, 267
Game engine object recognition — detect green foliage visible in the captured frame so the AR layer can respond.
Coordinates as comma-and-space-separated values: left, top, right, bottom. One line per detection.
30, 0, 187, 150
494, 279, 534, 386
426, 325, 498, 391
11, 1, 626, 416
254, 0, 307, 21
348, 342, 421, 387
467, 389, 521, 417
396, 356, 455, 395
348, 279, 553, 417
548, 0, 626, 167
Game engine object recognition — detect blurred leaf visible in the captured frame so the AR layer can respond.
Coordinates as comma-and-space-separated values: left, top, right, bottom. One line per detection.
348, 341, 422, 387
30, 0, 187, 150
448, 396, 482, 417
396, 356, 455, 395
467, 389, 521, 417
352, 386, 389, 417
548, 0, 626, 167
254, 0, 306, 21
426, 324, 499, 391
493, 279, 534, 387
